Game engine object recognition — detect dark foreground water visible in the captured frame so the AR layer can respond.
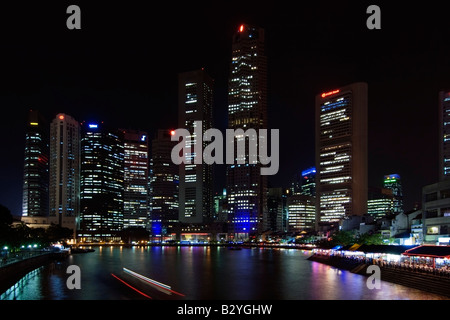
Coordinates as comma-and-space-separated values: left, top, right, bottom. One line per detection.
2, 246, 448, 300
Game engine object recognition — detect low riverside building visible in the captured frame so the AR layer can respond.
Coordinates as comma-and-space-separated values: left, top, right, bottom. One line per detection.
422, 180, 450, 245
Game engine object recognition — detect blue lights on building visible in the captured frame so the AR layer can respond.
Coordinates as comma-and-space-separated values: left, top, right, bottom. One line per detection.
302, 167, 316, 177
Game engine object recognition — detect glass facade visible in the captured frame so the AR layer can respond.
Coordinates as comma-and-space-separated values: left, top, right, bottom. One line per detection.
301, 167, 316, 197
368, 198, 394, 220
439, 91, 450, 181
178, 70, 214, 224
287, 194, 316, 232
150, 130, 179, 241
122, 130, 149, 229
267, 188, 288, 232
22, 110, 49, 217
368, 186, 394, 220
49, 113, 80, 224
383, 174, 403, 214
79, 123, 124, 241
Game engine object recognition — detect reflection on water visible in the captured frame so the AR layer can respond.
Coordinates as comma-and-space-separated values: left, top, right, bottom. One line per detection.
2, 246, 448, 300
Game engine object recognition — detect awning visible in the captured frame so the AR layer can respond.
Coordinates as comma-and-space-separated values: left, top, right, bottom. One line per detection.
348, 243, 362, 251
336, 244, 418, 254
356, 244, 418, 255
403, 245, 450, 259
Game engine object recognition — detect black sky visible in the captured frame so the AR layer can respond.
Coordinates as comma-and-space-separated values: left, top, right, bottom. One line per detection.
0, 1, 449, 216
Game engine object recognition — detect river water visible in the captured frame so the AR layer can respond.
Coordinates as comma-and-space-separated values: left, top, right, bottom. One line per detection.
2, 246, 448, 300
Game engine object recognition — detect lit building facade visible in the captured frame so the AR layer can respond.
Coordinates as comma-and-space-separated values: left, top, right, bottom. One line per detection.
79, 122, 124, 242
315, 82, 368, 227
368, 186, 394, 220
214, 189, 228, 223
22, 110, 49, 218
426, 90, 450, 245
150, 129, 179, 241
287, 194, 316, 232
49, 113, 80, 232
383, 174, 403, 214
122, 129, 149, 229
301, 167, 316, 197
422, 180, 450, 244
178, 69, 214, 224
226, 23, 268, 240
439, 91, 450, 181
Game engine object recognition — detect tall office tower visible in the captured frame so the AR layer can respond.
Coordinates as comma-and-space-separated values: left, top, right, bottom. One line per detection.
178, 69, 214, 224
383, 174, 403, 214
79, 122, 124, 242
227, 23, 268, 240
121, 129, 149, 229
301, 167, 316, 197
315, 82, 368, 227
150, 130, 179, 241
49, 113, 80, 230
22, 110, 49, 218
287, 194, 316, 232
439, 91, 450, 181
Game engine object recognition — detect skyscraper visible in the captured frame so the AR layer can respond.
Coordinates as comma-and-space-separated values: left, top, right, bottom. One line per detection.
150, 129, 179, 241
301, 167, 316, 197
439, 91, 450, 181
227, 23, 268, 240
79, 122, 124, 242
22, 110, 49, 218
122, 129, 149, 229
49, 113, 80, 231
178, 69, 214, 224
383, 174, 403, 214
315, 82, 368, 227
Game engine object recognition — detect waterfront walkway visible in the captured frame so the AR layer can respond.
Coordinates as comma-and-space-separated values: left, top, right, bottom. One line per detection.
0, 250, 69, 296
308, 253, 450, 297
1, 250, 50, 268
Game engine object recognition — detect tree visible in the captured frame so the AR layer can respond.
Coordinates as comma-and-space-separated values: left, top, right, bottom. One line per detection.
315, 230, 356, 248
0, 204, 13, 247
329, 230, 356, 246
10, 222, 32, 250
45, 224, 73, 243
0, 204, 13, 228
356, 232, 384, 245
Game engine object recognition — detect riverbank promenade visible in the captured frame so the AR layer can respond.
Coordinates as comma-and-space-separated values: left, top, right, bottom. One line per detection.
0, 250, 69, 295
308, 245, 450, 298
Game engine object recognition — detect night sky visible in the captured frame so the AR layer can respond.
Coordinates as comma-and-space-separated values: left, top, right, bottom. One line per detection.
1, 1, 449, 216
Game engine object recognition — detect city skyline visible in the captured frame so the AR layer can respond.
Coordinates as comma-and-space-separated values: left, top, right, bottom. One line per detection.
1, 2, 450, 217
